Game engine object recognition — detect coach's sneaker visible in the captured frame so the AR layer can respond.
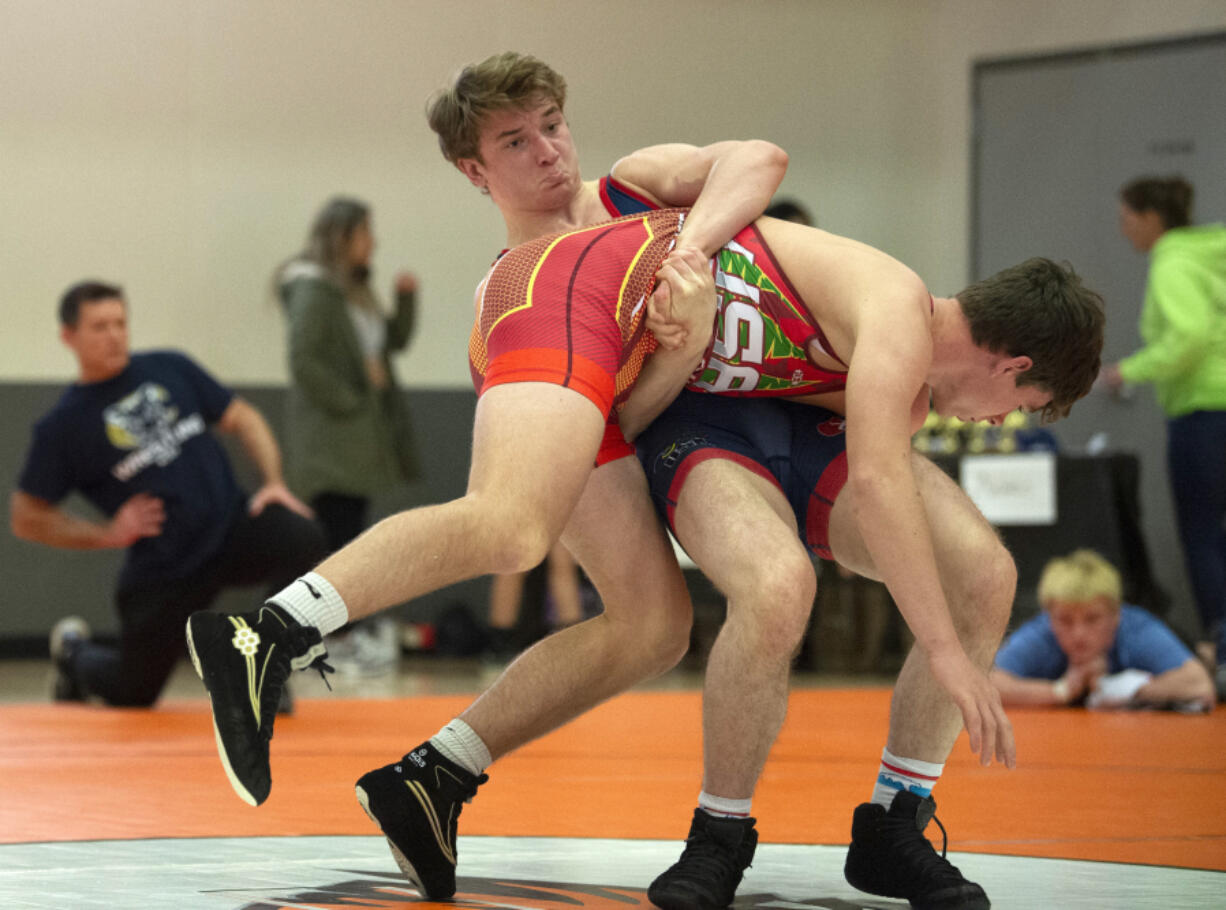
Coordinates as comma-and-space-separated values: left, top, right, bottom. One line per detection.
354, 743, 488, 898
648, 809, 758, 910
845, 791, 989, 910
49, 616, 91, 702
185, 603, 330, 806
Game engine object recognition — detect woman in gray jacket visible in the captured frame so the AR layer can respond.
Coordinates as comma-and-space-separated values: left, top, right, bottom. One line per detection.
278, 197, 420, 670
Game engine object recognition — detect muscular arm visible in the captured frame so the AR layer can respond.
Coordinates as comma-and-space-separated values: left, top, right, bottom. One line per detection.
611, 140, 788, 256
619, 249, 716, 441
844, 281, 1013, 765
845, 317, 962, 660
619, 346, 704, 443
610, 143, 782, 426
844, 453, 959, 656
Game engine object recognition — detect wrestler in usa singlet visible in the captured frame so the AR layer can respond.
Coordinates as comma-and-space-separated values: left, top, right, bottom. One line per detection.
689, 222, 848, 398
469, 210, 851, 410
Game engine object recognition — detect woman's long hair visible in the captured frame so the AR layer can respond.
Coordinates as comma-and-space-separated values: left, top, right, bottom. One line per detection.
276, 196, 378, 310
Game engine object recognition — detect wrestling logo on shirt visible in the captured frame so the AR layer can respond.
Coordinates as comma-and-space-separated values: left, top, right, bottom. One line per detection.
105, 383, 206, 481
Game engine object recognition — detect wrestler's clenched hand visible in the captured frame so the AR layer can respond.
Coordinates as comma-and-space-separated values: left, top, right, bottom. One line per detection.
647, 247, 716, 353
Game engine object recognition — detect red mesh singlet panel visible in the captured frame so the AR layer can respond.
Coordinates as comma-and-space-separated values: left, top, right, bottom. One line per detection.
470, 209, 685, 413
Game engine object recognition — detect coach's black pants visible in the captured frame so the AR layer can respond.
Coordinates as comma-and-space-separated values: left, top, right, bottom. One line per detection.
74, 504, 327, 707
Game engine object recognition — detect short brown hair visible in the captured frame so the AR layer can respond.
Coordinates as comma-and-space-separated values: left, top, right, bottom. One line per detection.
59, 280, 124, 327
1120, 175, 1193, 230
426, 52, 567, 164
957, 258, 1105, 422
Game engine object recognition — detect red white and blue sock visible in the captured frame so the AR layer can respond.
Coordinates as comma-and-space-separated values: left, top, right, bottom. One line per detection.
871, 747, 944, 808
698, 790, 753, 819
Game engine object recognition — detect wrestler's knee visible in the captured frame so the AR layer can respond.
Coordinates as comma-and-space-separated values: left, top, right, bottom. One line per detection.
729, 552, 817, 663
605, 586, 692, 676
481, 520, 556, 576
642, 591, 694, 675
954, 535, 1016, 643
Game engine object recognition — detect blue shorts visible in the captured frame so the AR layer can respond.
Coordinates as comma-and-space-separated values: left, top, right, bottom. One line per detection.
636, 390, 849, 560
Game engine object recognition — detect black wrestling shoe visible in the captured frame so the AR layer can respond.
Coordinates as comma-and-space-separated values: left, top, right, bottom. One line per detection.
185, 603, 330, 806
845, 791, 989, 910
355, 743, 488, 899
647, 809, 758, 910
49, 616, 91, 702
275, 682, 294, 716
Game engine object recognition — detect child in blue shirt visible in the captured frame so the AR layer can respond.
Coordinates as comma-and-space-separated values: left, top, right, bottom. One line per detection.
992, 549, 1214, 711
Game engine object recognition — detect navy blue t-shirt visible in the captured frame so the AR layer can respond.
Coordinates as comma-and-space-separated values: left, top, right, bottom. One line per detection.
18, 350, 245, 583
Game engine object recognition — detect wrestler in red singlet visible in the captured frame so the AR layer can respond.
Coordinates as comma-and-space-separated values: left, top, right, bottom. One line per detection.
469, 203, 866, 465
470, 209, 683, 416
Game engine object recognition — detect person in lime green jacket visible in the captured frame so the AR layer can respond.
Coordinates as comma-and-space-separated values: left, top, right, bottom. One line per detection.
1103, 175, 1226, 697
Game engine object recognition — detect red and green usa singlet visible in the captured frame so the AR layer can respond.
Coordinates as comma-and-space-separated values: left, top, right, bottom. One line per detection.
471, 213, 848, 408
689, 223, 848, 397
467, 189, 849, 463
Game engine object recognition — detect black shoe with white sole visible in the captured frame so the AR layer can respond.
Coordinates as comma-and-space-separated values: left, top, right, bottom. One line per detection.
355, 742, 488, 899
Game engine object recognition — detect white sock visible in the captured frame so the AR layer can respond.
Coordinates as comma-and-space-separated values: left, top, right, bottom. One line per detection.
430, 719, 492, 777
267, 572, 350, 636
698, 791, 753, 818
871, 747, 944, 807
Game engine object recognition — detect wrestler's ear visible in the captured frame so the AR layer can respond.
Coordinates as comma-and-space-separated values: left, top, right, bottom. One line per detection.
996, 355, 1033, 377
455, 157, 487, 191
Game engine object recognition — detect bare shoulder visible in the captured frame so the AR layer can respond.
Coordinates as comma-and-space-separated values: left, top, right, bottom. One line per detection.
758, 218, 924, 295
754, 218, 930, 356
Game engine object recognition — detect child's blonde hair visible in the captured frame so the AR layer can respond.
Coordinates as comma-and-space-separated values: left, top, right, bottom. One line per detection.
1037, 549, 1122, 610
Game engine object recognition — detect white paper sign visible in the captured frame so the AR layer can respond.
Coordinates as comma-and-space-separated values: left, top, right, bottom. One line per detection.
958, 453, 1056, 525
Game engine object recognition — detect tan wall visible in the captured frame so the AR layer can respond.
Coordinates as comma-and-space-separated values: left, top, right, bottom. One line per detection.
2, 0, 1223, 386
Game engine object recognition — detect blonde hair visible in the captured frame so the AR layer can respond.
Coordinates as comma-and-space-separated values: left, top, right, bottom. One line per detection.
1037, 549, 1122, 609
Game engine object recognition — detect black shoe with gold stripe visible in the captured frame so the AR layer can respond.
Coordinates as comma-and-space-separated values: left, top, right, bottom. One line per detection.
355, 743, 488, 898
186, 603, 329, 806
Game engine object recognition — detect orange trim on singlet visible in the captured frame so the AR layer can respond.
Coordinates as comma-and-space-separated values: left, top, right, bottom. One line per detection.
482, 347, 616, 416
614, 215, 658, 323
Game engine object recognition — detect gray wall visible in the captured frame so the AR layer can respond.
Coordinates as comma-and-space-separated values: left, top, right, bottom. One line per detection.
3, 385, 485, 644
973, 33, 1226, 641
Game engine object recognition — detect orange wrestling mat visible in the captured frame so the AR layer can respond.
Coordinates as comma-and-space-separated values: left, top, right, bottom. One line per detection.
2, 688, 1222, 871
